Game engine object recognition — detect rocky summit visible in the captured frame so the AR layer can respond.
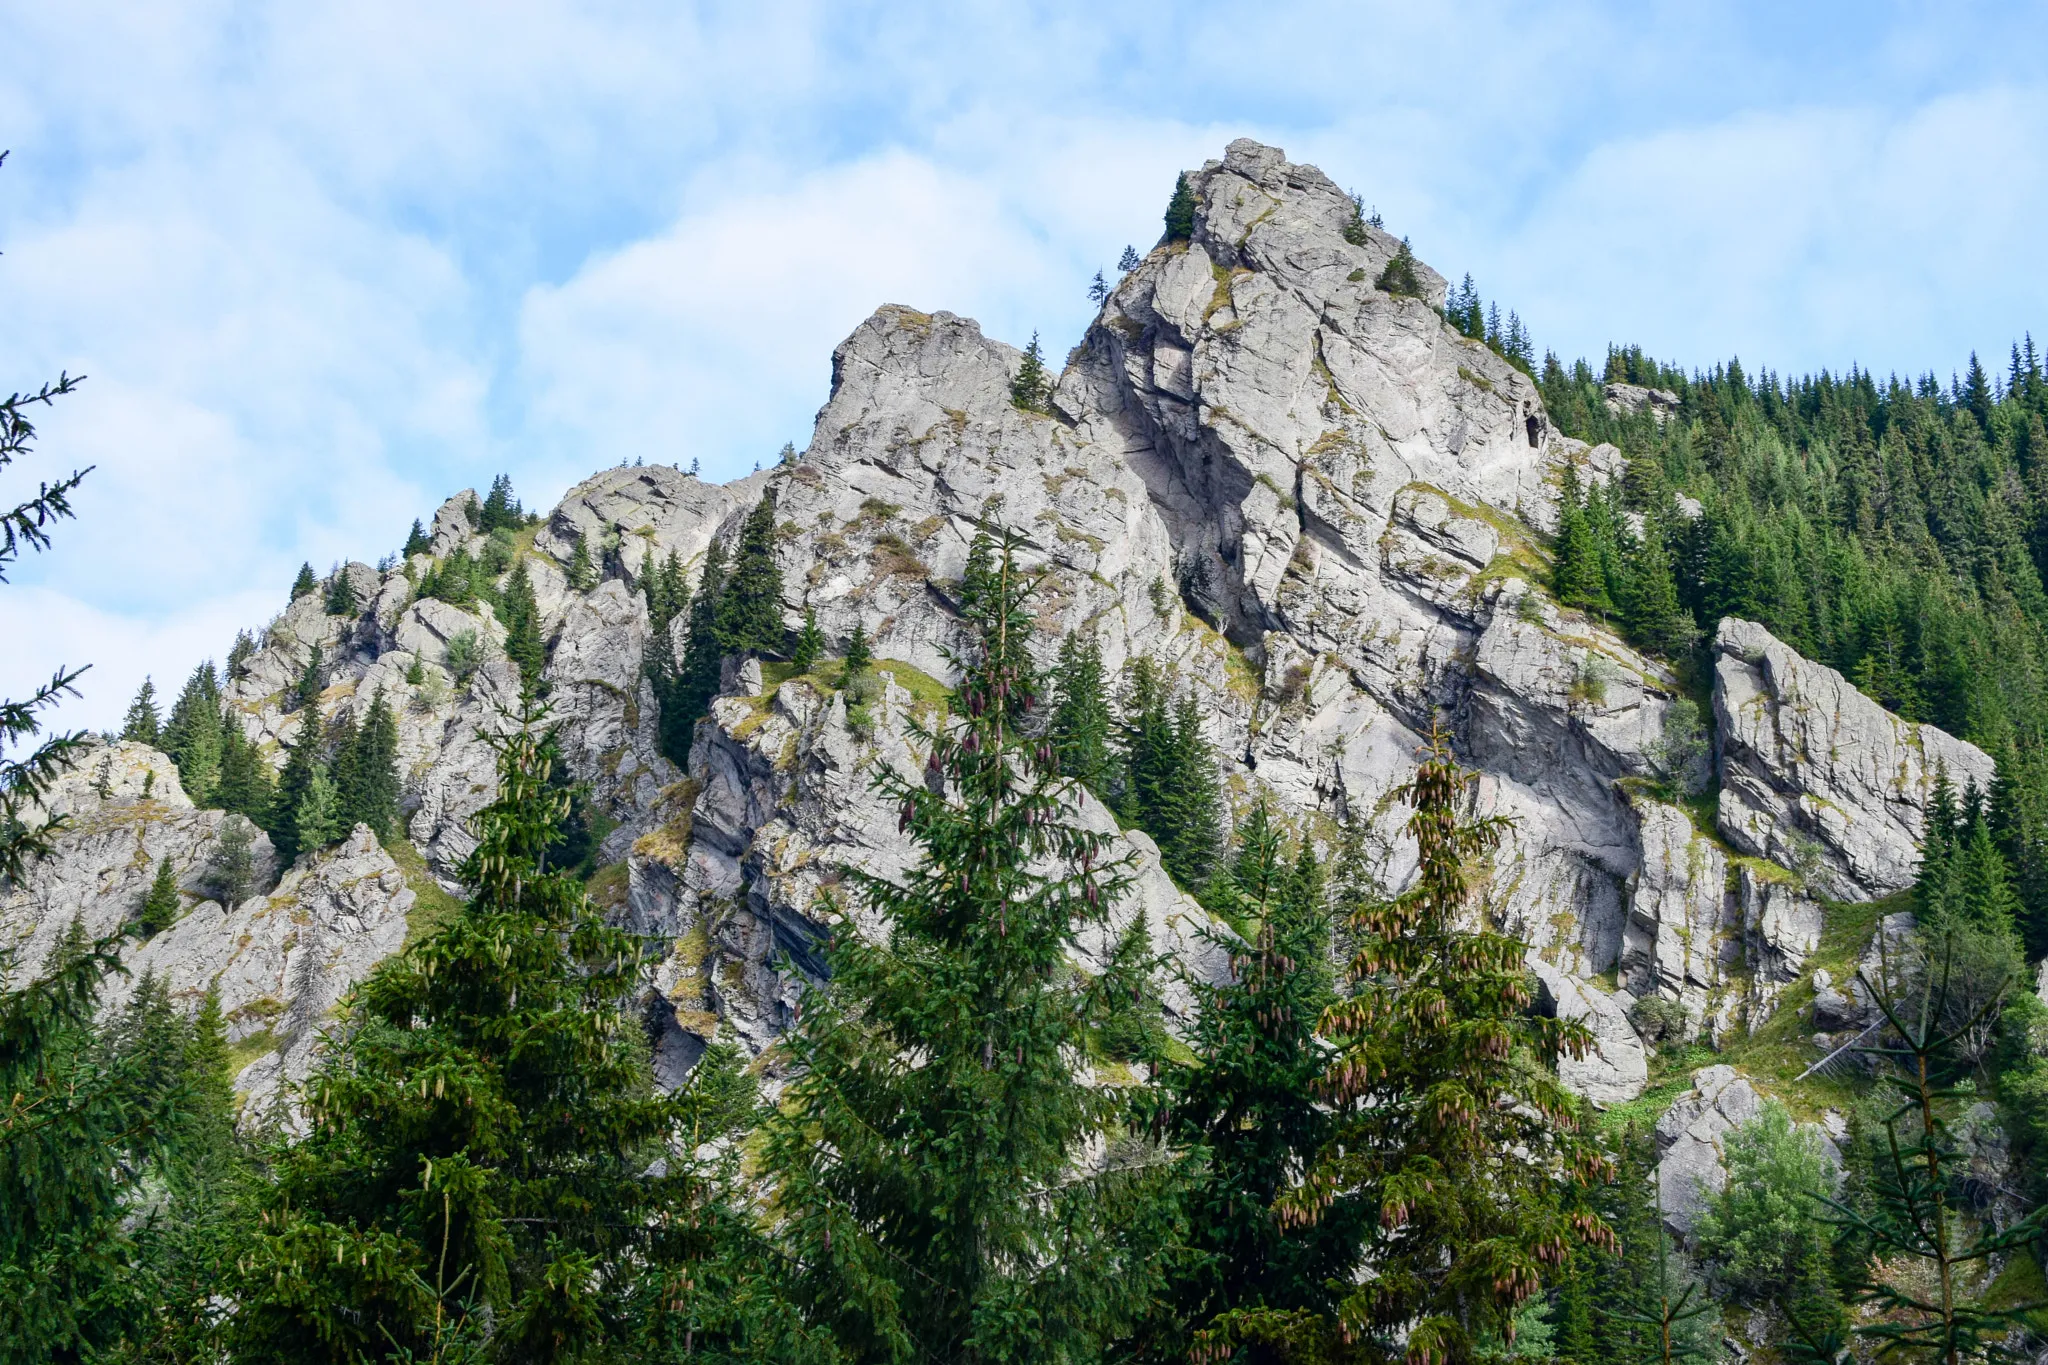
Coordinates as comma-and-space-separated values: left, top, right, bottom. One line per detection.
3, 139, 1988, 1123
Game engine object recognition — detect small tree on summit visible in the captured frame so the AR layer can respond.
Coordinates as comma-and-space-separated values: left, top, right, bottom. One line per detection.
401, 517, 430, 558
1119, 244, 1142, 272
322, 566, 357, 617
290, 562, 317, 599
1375, 237, 1423, 298
1164, 171, 1197, 242
1089, 269, 1109, 304
122, 677, 161, 747
1011, 333, 1051, 413
716, 490, 786, 656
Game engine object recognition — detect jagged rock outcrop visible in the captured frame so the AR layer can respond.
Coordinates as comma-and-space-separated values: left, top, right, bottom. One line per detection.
1529, 958, 1647, 1107
1654, 1065, 1841, 1238
1603, 382, 1681, 423
1714, 617, 1995, 900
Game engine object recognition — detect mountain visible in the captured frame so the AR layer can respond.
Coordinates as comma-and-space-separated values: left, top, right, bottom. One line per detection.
1, 139, 1991, 1128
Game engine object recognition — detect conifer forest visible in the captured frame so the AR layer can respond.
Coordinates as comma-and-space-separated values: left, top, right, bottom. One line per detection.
11, 133, 2048, 1365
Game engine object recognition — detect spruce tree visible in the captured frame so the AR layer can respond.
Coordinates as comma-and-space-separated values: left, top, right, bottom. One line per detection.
295, 765, 346, 854
270, 710, 324, 866
402, 517, 430, 558
658, 539, 729, 769
349, 688, 402, 841
215, 717, 277, 825
121, 677, 161, 746
230, 694, 772, 1362
1279, 725, 1614, 1363
791, 606, 824, 673
163, 663, 224, 807
1119, 244, 1142, 272
1163, 172, 1197, 242
502, 558, 545, 688
564, 532, 596, 591
1375, 238, 1423, 298
1160, 693, 1223, 887
327, 708, 360, 832
323, 566, 358, 616
759, 527, 1181, 1360
294, 642, 325, 713
717, 490, 786, 655
1153, 801, 1369, 1362
840, 618, 872, 688
1011, 332, 1052, 413
291, 561, 317, 599
1622, 516, 1693, 654
137, 855, 182, 936
225, 628, 258, 680
205, 816, 257, 908
1049, 630, 1113, 797
1089, 269, 1109, 304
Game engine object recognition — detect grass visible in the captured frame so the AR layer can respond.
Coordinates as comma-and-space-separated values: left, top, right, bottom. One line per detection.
225, 1027, 279, 1081
386, 836, 465, 946
586, 859, 630, 914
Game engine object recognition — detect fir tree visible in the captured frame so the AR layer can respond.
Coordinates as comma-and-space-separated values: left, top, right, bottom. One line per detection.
1154, 801, 1369, 1362
564, 532, 596, 591
1011, 332, 1052, 413
1049, 630, 1114, 797
1279, 725, 1615, 1363
327, 707, 360, 834
841, 618, 872, 688
163, 662, 224, 807
402, 517, 430, 558
1119, 244, 1142, 273
348, 688, 402, 842
137, 855, 182, 936
792, 606, 824, 673
1375, 237, 1424, 298
225, 627, 258, 680
659, 539, 728, 768
295, 765, 346, 854
323, 566, 358, 616
231, 694, 773, 1362
759, 527, 1181, 1360
1160, 693, 1224, 887
1163, 172, 1197, 242
121, 677, 161, 746
1089, 269, 1109, 304
205, 816, 257, 908
717, 489, 786, 656
1553, 470, 1613, 614
501, 558, 545, 688
269, 710, 324, 866
1622, 515, 1694, 654
294, 642, 325, 713
215, 717, 277, 825
291, 561, 317, 599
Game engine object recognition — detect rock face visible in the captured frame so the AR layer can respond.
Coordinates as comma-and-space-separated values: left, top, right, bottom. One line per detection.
1654, 1064, 1841, 1239
1714, 618, 1995, 900
4, 139, 1999, 1117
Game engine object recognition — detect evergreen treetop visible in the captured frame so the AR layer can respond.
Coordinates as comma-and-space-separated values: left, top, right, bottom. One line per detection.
291, 562, 317, 599
1163, 172, 1197, 242
716, 489, 786, 656
322, 566, 358, 617
137, 855, 182, 936
122, 676, 161, 747
563, 532, 596, 591
402, 517, 430, 558
759, 526, 1181, 1360
791, 606, 824, 673
1011, 332, 1052, 413
1375, 237, 1424, 299
1119, 244, 1142, 272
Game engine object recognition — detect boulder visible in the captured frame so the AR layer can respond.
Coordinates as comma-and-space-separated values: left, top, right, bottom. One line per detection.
1530, 957, 1647, 1107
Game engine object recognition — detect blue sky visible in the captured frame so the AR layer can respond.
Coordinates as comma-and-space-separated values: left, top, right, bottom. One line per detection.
5, 1, 2048, 730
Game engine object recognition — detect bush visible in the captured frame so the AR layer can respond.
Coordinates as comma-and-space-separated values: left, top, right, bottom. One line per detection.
1650, 698, 1710, 796
445, 629, 484, 683
1629, 993, 1690, 1045
1692, 1100, 1834, 1301
1375, 238, 1423, 298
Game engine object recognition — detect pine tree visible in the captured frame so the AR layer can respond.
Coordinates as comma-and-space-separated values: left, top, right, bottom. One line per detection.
205, 816, 258, 908
1163, 172, 1197, 242
502, 557, 545, 687
759, 527, 1181, 1360
564, 532, 596, 591
231, 695, 777, 1362
1049, 631, 1114, 797
327, 708, 360, 832
349, 688, 402, 841
1089, 269, 1109, 304
1622, 516, 1694, 654
658, 539, 728, 768
1011, 332, 1052, 413
1119, 244, 1142, 273
1553, 469, 1613, 614
269, 710, 324, 866
1279, 725, 1615, 1363
122, 677, 161, 746
478, 472, 521, 531
323, 566, 358, 616
137, 855, 182, 935
295, 765, 346, 854
841, 618, 872, 688
791, 606, 824, 673
291, 561, 317, 599
225, 627, 258, 680
1375, 237, 1424, 299
1160, 693, 1223, 888
163, 662, 224, 807
717, 489, 786, 655
294, 642, 325, 713
1152, 801, 1368, 1362
215, 716, 277, 825
402, 517, 430, 558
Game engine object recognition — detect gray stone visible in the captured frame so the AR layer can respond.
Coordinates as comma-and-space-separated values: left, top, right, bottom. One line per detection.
1530, 957, 1647, 1107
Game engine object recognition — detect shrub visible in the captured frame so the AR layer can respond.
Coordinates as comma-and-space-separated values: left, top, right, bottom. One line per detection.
1375, 238, 1423, 299
444, 629, 484, 683
1692, 1100, 1834, 1301
1629, 993, 1690, 1045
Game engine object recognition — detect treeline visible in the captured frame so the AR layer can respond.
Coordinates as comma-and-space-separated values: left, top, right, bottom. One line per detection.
1536, 336, 2048, 958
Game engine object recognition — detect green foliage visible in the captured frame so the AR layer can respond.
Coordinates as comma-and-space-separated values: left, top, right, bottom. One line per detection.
269, 708, 323, 867
1163, 172, 1196, 242
1281, 725, 1613, 1363
443, 628, 484, 683
1693, 1101, 1840, 1308
840, 617, 872, 687
717, 489, 787, 656
122, 677, 161, 747
564, 532, 596, 591
501, 558, 545, 688
291, 561, 317, 599
402, 517, 430, 558
477, 472, 529, 532
322, 566, 358, 616
294, 641, 325, 712
1146, 801, 1373, 1363
215, 712, 277, 824
163, 662, 224, 807
649, 538, 727, 770
345, 688, 402, 841
1444, 273, 1534, 372
231, 693, 771, 1363
1116, 658, 1222, 890
205, 814, 258, 907
294, 764, 347, 855
759, 527, 1182, 1362
791, 606, 824, 673
1011, 331, 1052, 413
1048, 630, 1113, 797
137, 855, 182, 936
1374, 237, 1423, 299
1119, 244, 1142, 273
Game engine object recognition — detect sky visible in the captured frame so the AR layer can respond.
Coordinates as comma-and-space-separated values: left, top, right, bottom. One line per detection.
4, 1, 2048, 731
